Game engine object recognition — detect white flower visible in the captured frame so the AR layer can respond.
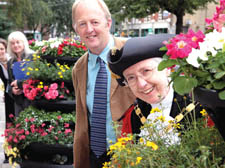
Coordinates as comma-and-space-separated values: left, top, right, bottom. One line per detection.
50, 41, 61, 49
139, 112, 180, 146
35, 41, 44, 47
186, 48, 201, 68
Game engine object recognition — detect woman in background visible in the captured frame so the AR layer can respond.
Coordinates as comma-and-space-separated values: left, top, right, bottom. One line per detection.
7, 31, 34, 116
0, 38, 15, 122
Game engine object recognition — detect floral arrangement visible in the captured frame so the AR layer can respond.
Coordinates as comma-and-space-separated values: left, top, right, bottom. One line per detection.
158, 0, 225, 100
103, 107, 225, 168
29, 37, 87, 58
24, 54, 73, 81
23, 79, 72, 101
3, 106, 75, 167
22, 54, 74, 101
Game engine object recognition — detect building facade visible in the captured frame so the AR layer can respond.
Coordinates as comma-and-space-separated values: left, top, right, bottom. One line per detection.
120, 1, 218, 37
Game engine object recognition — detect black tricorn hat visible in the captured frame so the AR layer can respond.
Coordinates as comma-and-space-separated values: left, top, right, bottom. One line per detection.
107, 34, 174, 86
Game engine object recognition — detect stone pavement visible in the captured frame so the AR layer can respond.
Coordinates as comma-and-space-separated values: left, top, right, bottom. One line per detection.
0, 80, 20, 168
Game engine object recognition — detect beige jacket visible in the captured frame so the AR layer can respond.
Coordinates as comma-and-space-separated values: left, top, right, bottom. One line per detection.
72, 37, 135, 168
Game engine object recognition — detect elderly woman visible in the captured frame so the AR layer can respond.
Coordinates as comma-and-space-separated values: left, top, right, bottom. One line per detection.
7, 31, 34, 116
0, 38, 15, 122
107, 34, 201, 136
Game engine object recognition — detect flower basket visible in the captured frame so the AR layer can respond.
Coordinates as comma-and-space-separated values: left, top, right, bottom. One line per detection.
194, 87, 225, 140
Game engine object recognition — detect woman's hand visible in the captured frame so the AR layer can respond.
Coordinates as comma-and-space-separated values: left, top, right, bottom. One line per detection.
11, 80, 23, 95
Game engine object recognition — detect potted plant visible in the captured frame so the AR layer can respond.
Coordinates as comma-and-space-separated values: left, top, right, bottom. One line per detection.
3, 106, 75, 168
158, 0, 225, 140
29, 37, 87, 66
103, 107, 225, 168
22, 54, 75, 112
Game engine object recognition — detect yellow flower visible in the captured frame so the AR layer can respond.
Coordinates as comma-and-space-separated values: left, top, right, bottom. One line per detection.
136, 157, 142, 165
157, 115, 165, 122
200, 109, 207, 116
150, 107, 161, 114
26, 72, 30, 76
28, 67, 33, 71
146, 141, 158, 150
139, 137, 144, 144
35, 68, 39, 71
172, 123, 181, 129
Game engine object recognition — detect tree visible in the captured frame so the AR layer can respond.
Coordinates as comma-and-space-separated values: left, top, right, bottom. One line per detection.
0, 7, 14, 39
105, 0, 217, 34
6, 0, 74, 38
44, 0, 74, 37
25, 0, 53, 38
7, 0, 32, 29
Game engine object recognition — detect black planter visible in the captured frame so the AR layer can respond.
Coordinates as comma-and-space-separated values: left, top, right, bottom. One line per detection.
41, 55, 80, 66
31, 99, 75, 113
20, 160, 73, 168
194, 87, 225, 140
21, 143, 73, 165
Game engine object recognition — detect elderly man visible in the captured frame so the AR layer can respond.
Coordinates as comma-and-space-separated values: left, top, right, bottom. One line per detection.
71, 0, 135, 167
107, 34, 201, 136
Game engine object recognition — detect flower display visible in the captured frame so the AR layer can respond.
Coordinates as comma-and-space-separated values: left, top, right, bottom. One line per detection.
3, 106, 75, 166
29, 37, 87, 58
103, 108, 225, 168
23, 54, 73, 81
158, 0, 225, 100
23, 79, 72, 101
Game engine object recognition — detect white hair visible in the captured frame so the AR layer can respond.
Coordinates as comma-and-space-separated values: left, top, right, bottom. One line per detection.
7, 31, 34, 59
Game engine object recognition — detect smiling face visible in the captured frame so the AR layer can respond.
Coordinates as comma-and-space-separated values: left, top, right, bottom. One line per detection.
123, 58, 170, 104
73, 1, 112, 55
10, 39, 25, 57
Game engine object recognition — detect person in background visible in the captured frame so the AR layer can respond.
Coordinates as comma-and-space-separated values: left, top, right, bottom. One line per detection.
7, 31, 34, 116
71, 0, 135, 167
0, 38, 15, 122
107, 34, 201, 137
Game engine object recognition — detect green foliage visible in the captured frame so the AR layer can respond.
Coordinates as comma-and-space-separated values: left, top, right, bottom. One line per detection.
44, 0, 74, 37
104, 111, 225, 168
25, 56, 73, 81
25, 0, 53, 36
0, 8, 14, 39
105, 0, 216, 33
6, 0, 74, 37
3, 106, 75, 166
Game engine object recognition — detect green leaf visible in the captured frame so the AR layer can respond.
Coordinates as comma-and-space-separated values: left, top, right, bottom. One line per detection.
173, 76, 198, 95
218, 90, 225, 100
213, 81, 225, 89
214, 71, 225, 79
159, 46, 168, 51
158, 59, 177, 71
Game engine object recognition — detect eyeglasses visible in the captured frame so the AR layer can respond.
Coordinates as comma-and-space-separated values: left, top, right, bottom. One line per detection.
124, 67, 156, 87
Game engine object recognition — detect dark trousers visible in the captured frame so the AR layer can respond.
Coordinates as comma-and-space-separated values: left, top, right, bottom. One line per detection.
90, 150, 111, 168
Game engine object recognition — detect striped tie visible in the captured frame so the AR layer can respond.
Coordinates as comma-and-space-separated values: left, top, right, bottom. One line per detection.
90, 57, 107, 158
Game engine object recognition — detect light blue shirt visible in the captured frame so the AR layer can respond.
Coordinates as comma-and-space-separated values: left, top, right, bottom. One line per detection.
86, 36, 116, 148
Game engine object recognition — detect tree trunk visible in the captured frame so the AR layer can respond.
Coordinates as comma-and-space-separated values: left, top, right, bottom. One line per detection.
175, 13, 184, 34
